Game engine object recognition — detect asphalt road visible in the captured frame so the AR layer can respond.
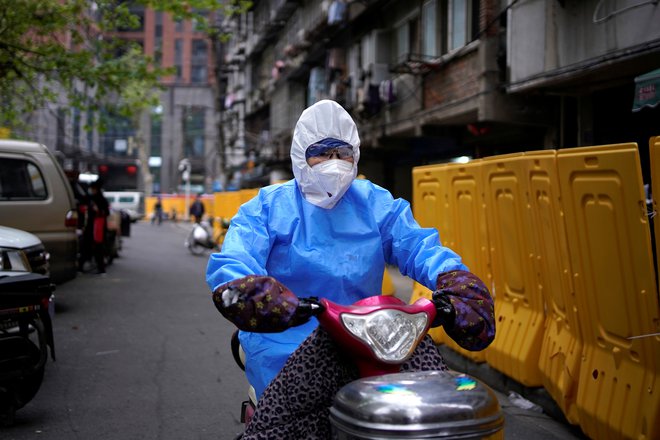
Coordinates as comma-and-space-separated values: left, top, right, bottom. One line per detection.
4, 221, 246, 440
4, 220, 585, 440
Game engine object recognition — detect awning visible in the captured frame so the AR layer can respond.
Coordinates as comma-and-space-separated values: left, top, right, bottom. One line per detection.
632, 68, 660, 112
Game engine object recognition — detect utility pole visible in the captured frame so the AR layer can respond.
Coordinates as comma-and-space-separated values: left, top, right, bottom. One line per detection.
178, 158, 191, 221
211, 18, 228, 190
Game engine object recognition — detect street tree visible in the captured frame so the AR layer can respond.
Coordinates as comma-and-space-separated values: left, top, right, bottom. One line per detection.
0, 0, 170, 132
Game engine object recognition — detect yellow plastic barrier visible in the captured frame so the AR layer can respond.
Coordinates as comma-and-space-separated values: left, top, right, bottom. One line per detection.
650, 136, 660, 289
434, 159, 490, 363
526, 151, 582, 423
145, 195, 186, 221
558, 143, 660, 440
381, 269, 395, 296
412, 164, 452, 242
239, 188, 259, 204
214, 191, 242, 220
412, 165, 450, 343
482, 153, 545, 387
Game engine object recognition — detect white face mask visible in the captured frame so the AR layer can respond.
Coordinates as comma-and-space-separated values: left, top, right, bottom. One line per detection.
310, 159, 355, 208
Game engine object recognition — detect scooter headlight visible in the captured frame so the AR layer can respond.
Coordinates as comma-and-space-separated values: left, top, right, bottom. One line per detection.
341, 310, 429, 363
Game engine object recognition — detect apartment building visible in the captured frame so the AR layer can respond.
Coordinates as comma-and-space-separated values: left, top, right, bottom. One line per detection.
221, 0, 660, 201
21, 5, 220, 194
115, 6, 219, 194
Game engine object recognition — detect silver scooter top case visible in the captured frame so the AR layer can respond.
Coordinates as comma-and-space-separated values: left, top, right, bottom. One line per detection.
329, 370, 503, 439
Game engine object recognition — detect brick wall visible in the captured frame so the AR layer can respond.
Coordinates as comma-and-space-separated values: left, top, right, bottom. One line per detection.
423, 51, 481, 109
481, 0, 499, 38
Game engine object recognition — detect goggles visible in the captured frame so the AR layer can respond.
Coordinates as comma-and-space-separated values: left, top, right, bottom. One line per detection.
306, 144, 354, 160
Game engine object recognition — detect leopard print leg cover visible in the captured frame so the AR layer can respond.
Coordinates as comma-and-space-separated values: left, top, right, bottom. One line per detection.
240, 328, 447, 440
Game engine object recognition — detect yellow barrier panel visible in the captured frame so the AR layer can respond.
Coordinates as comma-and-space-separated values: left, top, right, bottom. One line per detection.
526, 151, 582, 423
558, 143, 660, 440
435, 159, 490, 363
381, 270, 395, 296
412, 164, 451, 238
412, 165, 450, 343
145, 195, 186, 221
145, 196, 157, 219
239, 188, 259, 204
482, 153, 545, 387
650, 136, 660, 292
214, 192, 242, 220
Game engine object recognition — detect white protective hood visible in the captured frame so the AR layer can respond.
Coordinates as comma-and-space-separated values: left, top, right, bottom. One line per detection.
291, 100, 361, 209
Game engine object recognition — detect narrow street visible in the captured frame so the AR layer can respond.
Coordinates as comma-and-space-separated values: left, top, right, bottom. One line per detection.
6, 221, 246, 440
3, 220, 585, 440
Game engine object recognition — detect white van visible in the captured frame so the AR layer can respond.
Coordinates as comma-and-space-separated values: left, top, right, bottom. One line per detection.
103, 191, 144, 222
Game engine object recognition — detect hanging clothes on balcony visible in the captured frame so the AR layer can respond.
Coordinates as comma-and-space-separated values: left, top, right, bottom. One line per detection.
308, 67, 328, 107
328, 0, 347, 25
379, 79, 396, 104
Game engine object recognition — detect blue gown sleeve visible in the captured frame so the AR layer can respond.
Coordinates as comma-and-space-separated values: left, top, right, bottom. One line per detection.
206, 195, 272, 291
377, 188, 468, 292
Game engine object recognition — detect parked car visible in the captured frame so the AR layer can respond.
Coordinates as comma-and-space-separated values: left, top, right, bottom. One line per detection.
103, 191, 144, 222
0, 226, 50, 277
0, 140, 78, 284
0, 231, 55, 425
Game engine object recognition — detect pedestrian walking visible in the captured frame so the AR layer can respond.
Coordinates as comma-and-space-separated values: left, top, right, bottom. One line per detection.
190, 194, 205, 224
152, 196, 163, 225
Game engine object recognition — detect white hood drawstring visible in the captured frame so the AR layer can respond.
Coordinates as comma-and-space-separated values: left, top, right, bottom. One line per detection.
290, 100, 360, 209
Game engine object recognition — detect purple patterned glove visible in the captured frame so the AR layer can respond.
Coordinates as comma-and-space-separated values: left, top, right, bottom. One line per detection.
432, 270, 495, 351
212, 276, 313, 332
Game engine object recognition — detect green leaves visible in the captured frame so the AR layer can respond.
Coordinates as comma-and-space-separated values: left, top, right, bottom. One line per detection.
0, 0, 169, 130
0, 0, 250, 133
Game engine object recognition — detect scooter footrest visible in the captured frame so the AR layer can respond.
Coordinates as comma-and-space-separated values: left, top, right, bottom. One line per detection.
240, 400, 249, 423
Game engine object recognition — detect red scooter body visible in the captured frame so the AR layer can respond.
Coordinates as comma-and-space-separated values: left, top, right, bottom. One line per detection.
233, 293, 503, 439
317, 295, 437, 377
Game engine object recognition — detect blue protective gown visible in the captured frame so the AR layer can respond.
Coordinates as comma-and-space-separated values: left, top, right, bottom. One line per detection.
206, 178, 467, 398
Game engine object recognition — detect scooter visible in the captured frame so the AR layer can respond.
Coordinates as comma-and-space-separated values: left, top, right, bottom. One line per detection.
185, 218, 228, 255
0, 272, 55, 426
231, 293, 503, 439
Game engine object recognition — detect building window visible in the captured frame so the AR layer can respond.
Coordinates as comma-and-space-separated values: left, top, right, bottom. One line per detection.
175, 18, 184, 32
448, 0, 479, 52
130, 5, 145, 31
150, 112, 162, 157
192, 10, 208, 32
117, 4, 145, 32
56, 108, 66, 150
154, 12, 163, 65
422, 0, 438, 58
183, 107, 205, 158
174, 39, 183, 80
73, 107, 81, 147
86, 109, 94, 150
101, 110, 133, 157
394, 16, 419, 64
191, 39, 208, 84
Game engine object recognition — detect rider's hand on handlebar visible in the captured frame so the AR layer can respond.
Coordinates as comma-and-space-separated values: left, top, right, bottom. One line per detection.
428, 270, 495, 351
430, 290, 456, 328
212, 275, 314, 332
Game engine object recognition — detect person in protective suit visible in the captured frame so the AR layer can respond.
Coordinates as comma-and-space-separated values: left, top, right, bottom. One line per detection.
207, 100, 495, 436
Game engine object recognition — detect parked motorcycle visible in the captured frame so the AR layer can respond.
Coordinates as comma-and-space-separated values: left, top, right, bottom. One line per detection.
231, 294, 503, 439
0, 272, 55, 426
185, 218, 228, 255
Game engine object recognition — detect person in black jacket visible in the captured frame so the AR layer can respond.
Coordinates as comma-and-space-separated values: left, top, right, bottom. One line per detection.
189, 194, 205, 224
82, 180, 110, 275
